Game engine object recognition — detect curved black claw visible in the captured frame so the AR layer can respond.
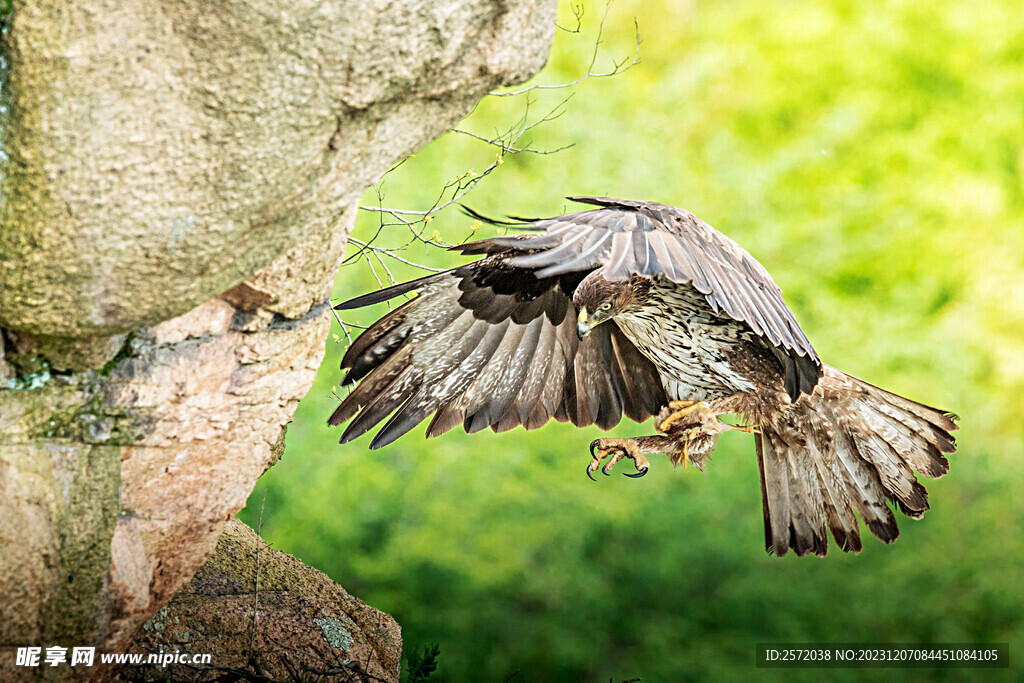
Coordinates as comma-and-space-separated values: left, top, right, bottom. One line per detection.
601, 462, 613, 476
590, 439, 600, 457
586, 463, 596, 482
624, 466, 649, 479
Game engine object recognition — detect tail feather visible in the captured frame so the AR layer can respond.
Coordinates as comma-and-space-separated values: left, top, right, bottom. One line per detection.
808, 427, 863, 553
848, 431, 929, 512
758, 433, 792, 556
832, 428, 899, 543
784, 441, 829, 557
758, 365, 957, 556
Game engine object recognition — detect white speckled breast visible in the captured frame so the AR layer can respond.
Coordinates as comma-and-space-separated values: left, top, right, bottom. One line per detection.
614, 281, 757, 401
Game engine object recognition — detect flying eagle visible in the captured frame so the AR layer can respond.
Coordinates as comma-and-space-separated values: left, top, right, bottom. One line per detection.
329, 197, 957, 557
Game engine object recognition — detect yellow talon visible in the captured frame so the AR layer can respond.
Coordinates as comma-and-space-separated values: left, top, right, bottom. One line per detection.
659, 400, 705, 433
729, 423, 761, 434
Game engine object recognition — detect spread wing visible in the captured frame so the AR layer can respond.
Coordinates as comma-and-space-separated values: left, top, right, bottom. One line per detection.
329, 259, 667, 448
460, 196, 821, 399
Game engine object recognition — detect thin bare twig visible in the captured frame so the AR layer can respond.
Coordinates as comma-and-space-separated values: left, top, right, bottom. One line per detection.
491, 1, 640, 98
359, 95, 570, 233
359, 250, 389, 310
369, 248, 397, 286
450, 127, 574, 155
249, 491, 267, 661
556, 1, 585, 33
345, 238, 447, 273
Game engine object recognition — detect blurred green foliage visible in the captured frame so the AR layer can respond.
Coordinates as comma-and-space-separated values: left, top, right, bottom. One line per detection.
406, 643, 441, 683
240, 0, 1024, 679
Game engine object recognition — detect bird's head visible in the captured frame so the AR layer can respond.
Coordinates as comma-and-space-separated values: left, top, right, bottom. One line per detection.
572, 272, 648, 340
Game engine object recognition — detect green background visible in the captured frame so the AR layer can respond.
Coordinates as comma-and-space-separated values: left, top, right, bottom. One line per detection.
240, 0, 1024, 679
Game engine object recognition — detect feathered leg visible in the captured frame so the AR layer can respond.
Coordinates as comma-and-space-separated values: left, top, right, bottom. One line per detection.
588, 402, 747, 478
655, 401, 744, 469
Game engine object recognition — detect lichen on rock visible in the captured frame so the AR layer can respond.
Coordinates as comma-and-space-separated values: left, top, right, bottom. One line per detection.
124, 520, 401, 682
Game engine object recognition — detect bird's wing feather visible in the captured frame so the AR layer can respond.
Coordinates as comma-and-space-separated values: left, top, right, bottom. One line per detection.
329, 258, 668, 447
458, 196, 821, 398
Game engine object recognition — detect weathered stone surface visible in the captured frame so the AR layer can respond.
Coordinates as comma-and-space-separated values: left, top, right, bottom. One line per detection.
220, 215, 352, 319
0, 289, 329, 682
3, 332, 129, 374
116, 520, 401, 682
112, 300, 332, 639
0, 339, 13, 383
0, 1, 557, 680
0, 0, 556, 336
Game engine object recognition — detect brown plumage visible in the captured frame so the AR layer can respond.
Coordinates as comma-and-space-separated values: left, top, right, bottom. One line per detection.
330, 197, 957, 556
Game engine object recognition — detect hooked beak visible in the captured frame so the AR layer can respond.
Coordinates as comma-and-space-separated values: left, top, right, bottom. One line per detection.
577, 309, 591, 340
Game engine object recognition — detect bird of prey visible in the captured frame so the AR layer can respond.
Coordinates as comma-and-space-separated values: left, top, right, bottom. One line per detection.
329, 196, 957, 557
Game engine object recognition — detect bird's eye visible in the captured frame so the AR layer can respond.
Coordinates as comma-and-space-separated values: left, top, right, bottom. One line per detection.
599, 302, 612, 311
